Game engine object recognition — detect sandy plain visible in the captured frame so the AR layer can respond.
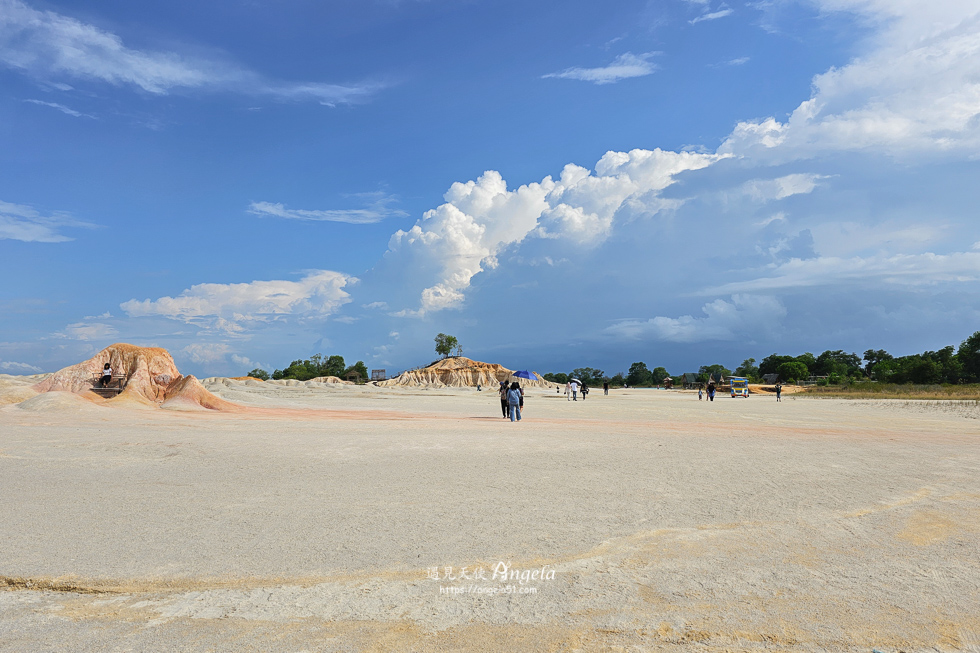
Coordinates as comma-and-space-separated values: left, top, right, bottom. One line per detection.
1, 379, 979, 652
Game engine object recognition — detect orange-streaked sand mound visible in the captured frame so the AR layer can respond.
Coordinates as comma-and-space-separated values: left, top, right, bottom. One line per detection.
379, 356, 556, 389
33, 343, 239, 411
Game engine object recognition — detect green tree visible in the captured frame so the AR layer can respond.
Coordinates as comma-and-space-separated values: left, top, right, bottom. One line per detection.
343, 360, 369, 382
434, 333, 459, 358
863, 349, 893, 379
814, 350, 862, 377
795, 352, 816, 371
571, 367, 604, 386
698, 364, 732, 384
958, 331, 980, 382
651, 366, 670, 384
247, 368, 270, 381
777, 361, 808, 382
609, 373, 626, 386
322, 355, 346, 377
627, 362, 653, 386
759, 354, 796, 377
543, 372, 569, 384
734, 358, 759, 380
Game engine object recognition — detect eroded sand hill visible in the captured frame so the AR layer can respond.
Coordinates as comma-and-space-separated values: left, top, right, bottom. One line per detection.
379, 356, 557, 389
28, 344, 237, 411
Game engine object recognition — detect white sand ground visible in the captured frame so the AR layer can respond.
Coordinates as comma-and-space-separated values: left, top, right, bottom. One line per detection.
1, 380, 979, 652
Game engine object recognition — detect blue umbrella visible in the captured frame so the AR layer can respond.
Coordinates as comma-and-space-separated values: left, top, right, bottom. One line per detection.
512, 370, 535, 380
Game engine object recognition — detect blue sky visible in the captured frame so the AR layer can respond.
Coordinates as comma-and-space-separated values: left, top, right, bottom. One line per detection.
2, 0, 979, 377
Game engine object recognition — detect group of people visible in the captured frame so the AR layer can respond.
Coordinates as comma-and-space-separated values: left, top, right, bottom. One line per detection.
562, 380, 588, 401
697, 381, 717, 401
499, 381, 524, 421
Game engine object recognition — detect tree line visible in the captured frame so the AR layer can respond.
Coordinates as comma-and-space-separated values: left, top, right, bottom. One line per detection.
247, 354, 368, 382
541, 330, 980, 386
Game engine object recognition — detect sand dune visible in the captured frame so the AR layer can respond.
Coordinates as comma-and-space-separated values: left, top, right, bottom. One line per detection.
379, 356, 557, 389
29, 344, 237, 412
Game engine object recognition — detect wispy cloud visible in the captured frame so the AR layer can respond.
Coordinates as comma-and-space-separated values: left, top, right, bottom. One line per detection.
702, 251, 980, 295
542, 52, 659, 85
0, 199, 96, 242
714, 56, 749, 67
248, 193, 408, 225
0, 0, 385, 105
690, 5, 733, 24
23, 98, 95, 118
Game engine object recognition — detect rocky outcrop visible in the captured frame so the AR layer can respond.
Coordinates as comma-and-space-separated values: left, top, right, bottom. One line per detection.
33, 343, 237, 410
377, 357, 556, 389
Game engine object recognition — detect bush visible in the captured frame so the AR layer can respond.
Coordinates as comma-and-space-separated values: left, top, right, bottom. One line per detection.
247, 368, 270, 381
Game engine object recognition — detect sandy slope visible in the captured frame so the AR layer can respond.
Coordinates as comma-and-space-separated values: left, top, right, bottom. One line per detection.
1, 381, 978, 652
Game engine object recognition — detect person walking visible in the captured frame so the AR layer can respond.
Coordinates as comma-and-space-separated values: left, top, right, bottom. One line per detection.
581, 382, 588, 400
570, 379, 579, 401
507, 382, 522, 421
775, 383, 782, 402
603, 380, 609, 396
698, 386, 703, 401
565, 381, 571, 401
498, 381, 509, 418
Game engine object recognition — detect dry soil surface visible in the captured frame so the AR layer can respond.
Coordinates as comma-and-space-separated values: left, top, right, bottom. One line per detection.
1, 381, 978, 652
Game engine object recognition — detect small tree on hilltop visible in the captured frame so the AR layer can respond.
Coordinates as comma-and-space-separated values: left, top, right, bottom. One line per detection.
434, 333, 459, 358
247, 368, 270, 381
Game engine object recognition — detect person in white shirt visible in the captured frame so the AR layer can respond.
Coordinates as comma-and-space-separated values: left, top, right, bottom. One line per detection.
100, 363, 112, 388
570, 380, 579, 401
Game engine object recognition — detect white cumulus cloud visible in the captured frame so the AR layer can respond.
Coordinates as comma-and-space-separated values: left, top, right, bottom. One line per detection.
121, 270, 354, 334
722, 3, 980, 158
386, 148, 723, 315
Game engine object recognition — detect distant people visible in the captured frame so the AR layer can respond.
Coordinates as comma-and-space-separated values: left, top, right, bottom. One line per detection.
698, 386, 703, 401
100, 362, 112, 388
603, 380, 609, 396
499, 381, 509, 418
707, 381, 716, 402
507, 382, 522, 421
565, 381, 571, 401
477, 383, 481, 391
581, 382, 588, 400
570, 380, 579, 401
775, 383, 782, 402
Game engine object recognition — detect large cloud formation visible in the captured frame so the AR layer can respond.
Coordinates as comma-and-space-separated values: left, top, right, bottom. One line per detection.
385, 149, 722, 315
723, 1, 980, 158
